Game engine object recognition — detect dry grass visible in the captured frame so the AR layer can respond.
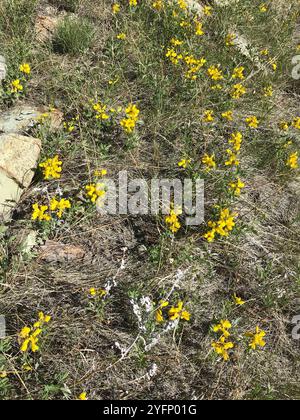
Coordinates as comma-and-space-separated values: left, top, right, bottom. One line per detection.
0, 0, 300, 400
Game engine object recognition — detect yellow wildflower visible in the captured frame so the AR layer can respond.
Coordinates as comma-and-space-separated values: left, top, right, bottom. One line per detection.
93, 102, 110, 120
231, 83, 246, 99
287, 152, 298, 169
126, 103, 140, 120
225, 149, 240, 166
112, 3, 120, 13
246, 326, 266, 350
195, 21, 204, 36
203, 110, 214, 123
32, 204, 51, 222
168, 301, 190, 321
178, 158, 191, 169
232, 66, 245, 80
260, 49, 269, 56
233, 294, 246, 306
165, 208, 182, 234
19, 63, 31, 75
39, 155, 62, 180
213, 319, 232, 338
225, 33, 235, 46
86, 183, 106, 203
153, 0, 164, 10
203, 6, 212, 16
50, 198, 71, 218
10, 79, 23, 93
202, 153, 216, 171
264, 86, 273, 97
170, 38, 183, 46
120, 118, 136, 133
279, 121, 289, 131
94, 169, 108, 177
229, 132, 243, 152
117, 33, 126, 40
207, 65, 223, 81
155, 300, 169, 323
78, 392, 88, 400
177, 0, 187, 10
259, 3, 267, 12
212, 336, 234, 361
19, 313, 51, 353
229, 178, 245, 196
246, 116, 260, 129
292, 117, 300, 130
222, 110, 233, 121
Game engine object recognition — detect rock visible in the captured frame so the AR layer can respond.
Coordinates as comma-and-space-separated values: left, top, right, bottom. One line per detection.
0, 56, 7, 81
0, 106, 42, 134
39, 240, 86, 263
186, 0, 204, 15
20, 230, 38, 255
0, 134, 41, 220
47, 108, 64, 131
35, 6, 60, 43
0, 105, 63, 134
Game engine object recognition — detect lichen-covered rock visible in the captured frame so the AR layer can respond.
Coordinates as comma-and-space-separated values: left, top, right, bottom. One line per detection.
0, 134, 41, 220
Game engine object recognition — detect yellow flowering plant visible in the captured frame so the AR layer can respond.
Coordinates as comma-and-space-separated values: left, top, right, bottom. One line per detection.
39, 156, 63, 180
19, 312, 51, 354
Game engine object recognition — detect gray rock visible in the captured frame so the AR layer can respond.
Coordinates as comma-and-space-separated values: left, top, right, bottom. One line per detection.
0, 105, 42, 134
0, 105, 63, 134
0, 133, 41, 220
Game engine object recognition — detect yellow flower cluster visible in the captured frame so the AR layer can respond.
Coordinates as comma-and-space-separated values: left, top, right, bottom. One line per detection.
229, 177, 245, 197
246, 115, 260, 129
89, 288, 107, 298
204, 208, 238, 242
32, 198, 71, 221
287, 152, 298, 169
178, 158, 191, 169
32, 204, 51, 222
93, 101, 110, 120
246, 326, 266, 350
10, 79, 23, 93
9, 63, 31, 94
19, 312, 51, 353
86, 183, 106, 203
39, 155, 62, 180
19, 63, 31, 75
165, 207, 182, 234
152, 0, 164, 10
33, 157, 71, 222
202, 153, 216, 171
156, 300, 190, 323
120, 103, 140, 133
64, 115, 79, 132
50, 197, 72, 218
165, 41, 206, 80
231, 83, 247, 99
212, 320, 234, 361
112, 3, 120, 14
